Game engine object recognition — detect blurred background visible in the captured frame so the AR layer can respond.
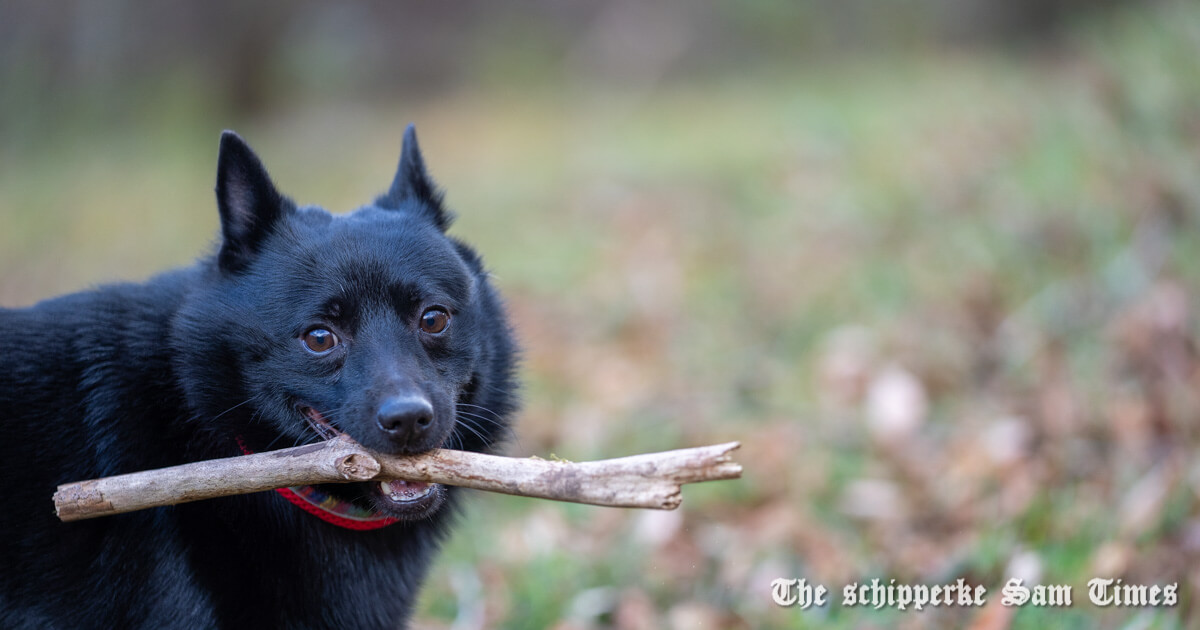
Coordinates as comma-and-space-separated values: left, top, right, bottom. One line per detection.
2, 1, 1199, 628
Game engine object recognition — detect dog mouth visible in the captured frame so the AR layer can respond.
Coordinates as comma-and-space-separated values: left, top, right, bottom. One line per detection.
298, 405, 445, 520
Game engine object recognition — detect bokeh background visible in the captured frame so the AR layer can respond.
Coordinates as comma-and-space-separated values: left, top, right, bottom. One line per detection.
3, 2, 1200, 628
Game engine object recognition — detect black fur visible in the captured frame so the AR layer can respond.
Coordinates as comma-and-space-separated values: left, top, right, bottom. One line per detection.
0, 126, 519, 628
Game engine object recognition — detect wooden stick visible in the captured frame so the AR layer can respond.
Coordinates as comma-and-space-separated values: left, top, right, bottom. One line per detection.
53, 437, 742, 522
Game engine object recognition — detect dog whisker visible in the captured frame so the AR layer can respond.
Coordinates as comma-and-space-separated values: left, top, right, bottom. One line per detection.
211, 398, 254, 422
456, 409, 520, 446
453, 416, 489, 444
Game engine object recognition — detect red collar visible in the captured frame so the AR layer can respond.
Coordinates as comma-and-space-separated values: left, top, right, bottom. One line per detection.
236, 436, 398, 531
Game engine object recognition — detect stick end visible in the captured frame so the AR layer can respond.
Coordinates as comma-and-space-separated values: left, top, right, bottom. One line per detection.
53, 482, 111, 522
718, 462, 743, 479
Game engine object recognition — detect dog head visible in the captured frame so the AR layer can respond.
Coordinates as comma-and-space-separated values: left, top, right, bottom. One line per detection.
174, 127, 518, 518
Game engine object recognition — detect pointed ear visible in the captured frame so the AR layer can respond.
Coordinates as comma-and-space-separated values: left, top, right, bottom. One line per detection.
375, 124, 452, 231
215, 131, 286, 273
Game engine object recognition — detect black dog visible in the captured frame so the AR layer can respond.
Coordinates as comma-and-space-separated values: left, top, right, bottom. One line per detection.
0, 126, 518, 628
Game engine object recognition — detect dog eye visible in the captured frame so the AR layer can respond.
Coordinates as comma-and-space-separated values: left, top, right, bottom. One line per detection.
419, 308, 450, 335
302, 328, 339, 354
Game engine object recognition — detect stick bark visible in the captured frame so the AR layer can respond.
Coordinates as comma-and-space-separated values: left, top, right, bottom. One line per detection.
53, 437, 742, 522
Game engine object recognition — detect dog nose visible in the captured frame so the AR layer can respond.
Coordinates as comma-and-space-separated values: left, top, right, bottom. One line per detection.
376, 395, 434, 442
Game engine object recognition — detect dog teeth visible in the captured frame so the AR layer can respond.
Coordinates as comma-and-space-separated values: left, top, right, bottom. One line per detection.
378, 480, 433, 502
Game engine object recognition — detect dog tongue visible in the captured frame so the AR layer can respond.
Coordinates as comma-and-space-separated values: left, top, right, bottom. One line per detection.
378, 480, 432, 503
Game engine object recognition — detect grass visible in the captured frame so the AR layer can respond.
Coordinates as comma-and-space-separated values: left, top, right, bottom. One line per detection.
2, 2, 1199, 628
